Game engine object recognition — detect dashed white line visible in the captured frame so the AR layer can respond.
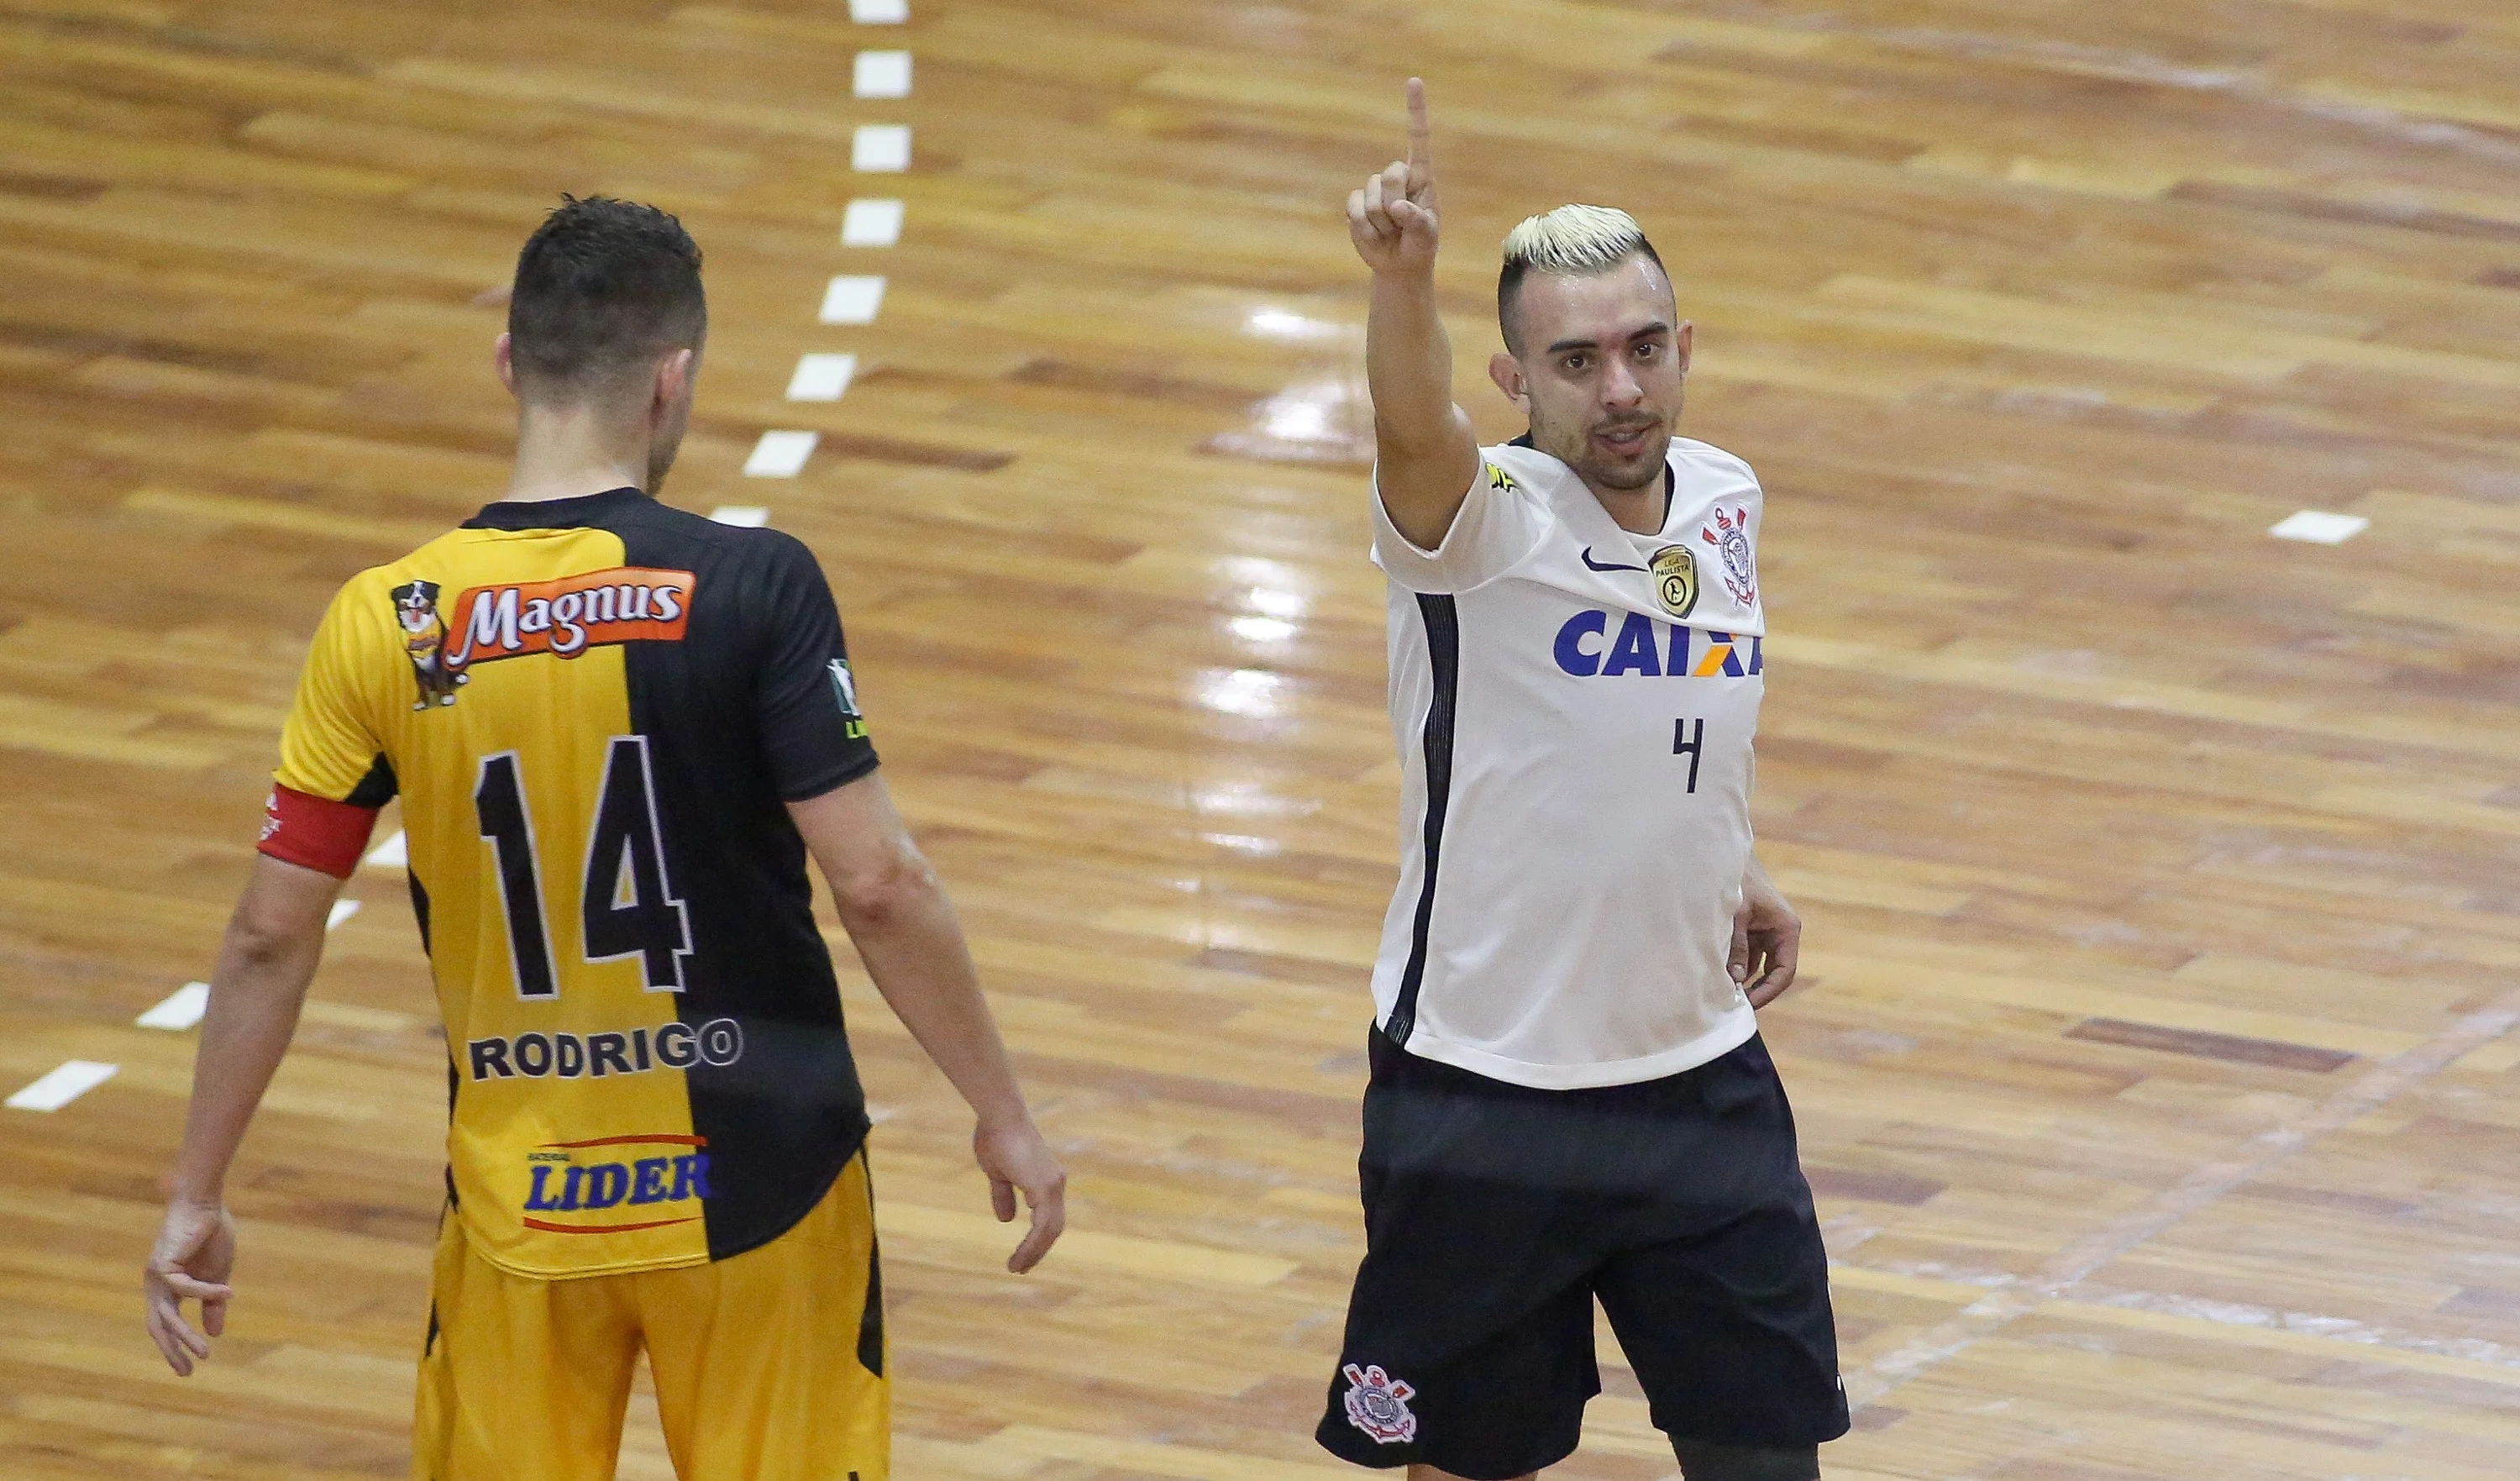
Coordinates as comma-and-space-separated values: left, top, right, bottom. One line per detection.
819, 276, 887, 325
744, 431, 820, 478
2271, 510, 2369, 544
36, 0, 907, 1125
842, 197, 904, 247
786, 352, 858, 402
138, 981, 210, 1031
854, 50, 912, 98
8, 1060, 118, 1112
852, 124, 911, 173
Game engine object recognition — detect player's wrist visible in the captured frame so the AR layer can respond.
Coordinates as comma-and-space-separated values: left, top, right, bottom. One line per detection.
971, 1103, 1038, 1141
165, 1184, 227, 1216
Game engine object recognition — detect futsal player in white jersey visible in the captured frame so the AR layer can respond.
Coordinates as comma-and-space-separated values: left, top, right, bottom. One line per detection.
1313, 82, 1848, 1481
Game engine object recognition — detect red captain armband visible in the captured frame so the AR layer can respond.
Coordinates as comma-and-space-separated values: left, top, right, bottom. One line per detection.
257, 785, 380, 880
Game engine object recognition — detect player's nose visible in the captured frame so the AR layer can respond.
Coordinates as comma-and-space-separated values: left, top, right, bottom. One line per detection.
1600, 356, 1646, 407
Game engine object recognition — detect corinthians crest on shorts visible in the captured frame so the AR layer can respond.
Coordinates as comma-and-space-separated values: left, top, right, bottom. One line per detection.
1341, 1362, 1419, 1444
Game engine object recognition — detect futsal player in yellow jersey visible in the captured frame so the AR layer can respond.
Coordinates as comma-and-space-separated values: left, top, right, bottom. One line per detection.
140, 197, 1068, 1481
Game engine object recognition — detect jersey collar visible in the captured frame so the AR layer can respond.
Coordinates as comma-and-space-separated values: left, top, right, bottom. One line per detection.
464, 486, 649, 531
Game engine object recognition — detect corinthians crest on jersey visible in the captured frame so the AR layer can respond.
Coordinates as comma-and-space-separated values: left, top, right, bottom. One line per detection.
1701, 504, 1757, 608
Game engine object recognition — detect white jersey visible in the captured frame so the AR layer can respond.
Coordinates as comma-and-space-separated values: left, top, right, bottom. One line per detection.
1369, 437, 1767, 1090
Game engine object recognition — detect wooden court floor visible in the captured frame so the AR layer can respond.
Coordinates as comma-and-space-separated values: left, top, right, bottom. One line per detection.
5, 0, 2520, 1476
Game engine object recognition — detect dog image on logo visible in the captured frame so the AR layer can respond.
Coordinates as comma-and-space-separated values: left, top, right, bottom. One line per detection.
391, 580, 466, 709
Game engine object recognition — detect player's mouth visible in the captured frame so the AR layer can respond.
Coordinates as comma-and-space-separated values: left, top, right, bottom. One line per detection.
1593, 421, 1660, 459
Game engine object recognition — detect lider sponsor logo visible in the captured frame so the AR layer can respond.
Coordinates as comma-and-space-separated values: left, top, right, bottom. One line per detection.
443, 567, 695, 672
522, 1133, 711, 1235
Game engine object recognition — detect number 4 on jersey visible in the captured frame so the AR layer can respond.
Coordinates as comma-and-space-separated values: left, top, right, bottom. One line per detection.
476, 736, 694, 1000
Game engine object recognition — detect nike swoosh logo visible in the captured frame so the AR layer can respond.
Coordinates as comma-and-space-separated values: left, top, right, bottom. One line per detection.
1581, 547, 1648, 573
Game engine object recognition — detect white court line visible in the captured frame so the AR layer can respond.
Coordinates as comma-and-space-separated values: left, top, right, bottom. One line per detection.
820, 276, 886, 325
365, 828, 406, 869
854, 50, 911, 98
787, 352, 858, 401
853, 124, 911, 173
328, 899, 360, 930
1849, 980, 2520, 1410
843, 198, 904, 247
138, 981, 210, 1031
744, 431, 819, 478
8, 1060, 118, 1112
710, 506, 770, 528
848, 0, 907, 22
2271, 510, 2369, 544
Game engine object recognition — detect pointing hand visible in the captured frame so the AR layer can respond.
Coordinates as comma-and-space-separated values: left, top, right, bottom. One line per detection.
1346, 78, 1441, 275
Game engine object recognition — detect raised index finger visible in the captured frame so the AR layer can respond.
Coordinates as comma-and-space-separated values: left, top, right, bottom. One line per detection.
1405, 77, 1432, 174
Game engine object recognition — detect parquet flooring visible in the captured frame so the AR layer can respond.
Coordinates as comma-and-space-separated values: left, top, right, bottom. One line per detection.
5, 2, 2520, 1478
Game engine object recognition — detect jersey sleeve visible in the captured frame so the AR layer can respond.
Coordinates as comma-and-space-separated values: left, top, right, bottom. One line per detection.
1371, 454, 1551, 592
265, 575, 395, 876
752, 533, 881, 802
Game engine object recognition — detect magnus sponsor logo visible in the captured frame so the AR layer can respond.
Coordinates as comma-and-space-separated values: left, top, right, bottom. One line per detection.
522, 1133, 712, 1234
465, 1017, 743, 1082
442, 567, 695, 673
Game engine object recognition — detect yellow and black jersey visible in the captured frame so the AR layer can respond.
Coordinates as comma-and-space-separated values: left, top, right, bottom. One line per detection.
258, 487, 879, 1279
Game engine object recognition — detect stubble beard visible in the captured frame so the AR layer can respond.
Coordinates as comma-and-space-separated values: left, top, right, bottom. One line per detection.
1535, 410, 1673, 494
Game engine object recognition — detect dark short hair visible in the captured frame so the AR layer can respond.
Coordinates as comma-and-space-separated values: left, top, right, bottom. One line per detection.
507, 196, 706, 398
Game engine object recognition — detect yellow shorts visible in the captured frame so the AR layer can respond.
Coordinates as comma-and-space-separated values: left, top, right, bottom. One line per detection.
413, 1148, 888, 1481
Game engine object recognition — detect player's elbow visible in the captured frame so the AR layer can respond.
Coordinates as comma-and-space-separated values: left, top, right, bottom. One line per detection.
223, 898, 324, 968
829, 848, 939, 932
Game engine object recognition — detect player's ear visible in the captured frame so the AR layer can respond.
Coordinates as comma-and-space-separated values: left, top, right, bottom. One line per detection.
494, 333, 517, 397
1488, 351, 1528, 412
654, 347, 695, 414
1676, 321, 1694, 376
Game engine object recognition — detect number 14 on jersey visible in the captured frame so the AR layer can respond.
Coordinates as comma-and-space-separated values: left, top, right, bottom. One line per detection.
475, 735, 695, 999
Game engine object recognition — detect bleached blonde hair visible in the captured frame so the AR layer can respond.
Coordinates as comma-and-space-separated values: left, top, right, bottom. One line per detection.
1502, 204, 1649, 277
1497, 205, 1665, 354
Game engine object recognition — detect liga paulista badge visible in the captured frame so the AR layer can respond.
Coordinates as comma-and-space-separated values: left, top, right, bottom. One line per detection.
1650, 545, 1698, 618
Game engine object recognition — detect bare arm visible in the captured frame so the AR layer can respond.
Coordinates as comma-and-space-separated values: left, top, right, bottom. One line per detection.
1347, 78, 1480, 549
787, 772, 1065, 1273
145, 854, 341, 1374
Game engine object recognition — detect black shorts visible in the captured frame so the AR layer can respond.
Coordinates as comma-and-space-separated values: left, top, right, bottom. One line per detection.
1315, 1030, 1848, 1480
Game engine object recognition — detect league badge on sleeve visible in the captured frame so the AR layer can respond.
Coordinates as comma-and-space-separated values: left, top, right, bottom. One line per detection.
1341, 1363, 1420, 1444
1700, 504, 1757, 608
828, 658, 868, 740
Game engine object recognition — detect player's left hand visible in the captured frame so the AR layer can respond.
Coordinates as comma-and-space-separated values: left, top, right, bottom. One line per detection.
1731, 863, 1802, 1009
974, 1116, 1067, 1274
144, 1196, 237, 1375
